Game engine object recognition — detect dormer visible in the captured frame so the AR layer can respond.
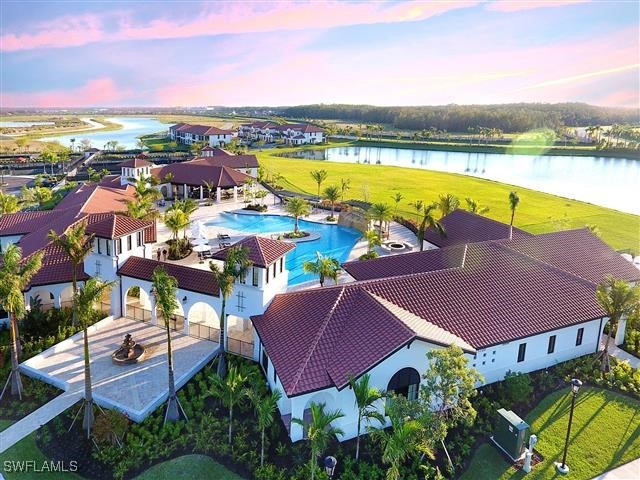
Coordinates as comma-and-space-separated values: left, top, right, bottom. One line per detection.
201, 145, 215, 157
117, 154, 153, 186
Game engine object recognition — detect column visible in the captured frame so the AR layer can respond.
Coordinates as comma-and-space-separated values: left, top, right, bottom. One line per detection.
216, 187, 222, 203
183, 184, 188, 199
150, 296, 157, 326
200, 185, 204, 200
233, 185, 238, 202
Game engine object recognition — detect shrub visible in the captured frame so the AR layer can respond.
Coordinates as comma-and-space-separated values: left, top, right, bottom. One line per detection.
502, 371, 533, 410
359, 251, 379, 261
244, 204, 268, 212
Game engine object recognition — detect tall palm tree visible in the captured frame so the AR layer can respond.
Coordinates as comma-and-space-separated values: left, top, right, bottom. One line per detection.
210, 364, 249, 444
284, 197, 310, 234
0, 192, 21, 214
303, 253, 340, 287
209, 246, 252, 377
0, 245, 42, 399
340, 178, 351, 202
249, 387, 282, 466
167, 199, 198, 239
508, 191, 520, 240
132, 175, 162, 203
371, 417, 421, 480
293, 402, 345, 480
465, 197, 489, 215
75, 278, 114, 438
349, 373, 385, 461
323, 185, 341, 219
369, 202, 392, 239
48, 222, 93, 327
391, 193, 404, 217
310, 169, 328, 199
151, 266, 186, 423
409, 199, 424, 223
438, 193, 460, 218
417, 202, 446, 252
596, 276, 640, 371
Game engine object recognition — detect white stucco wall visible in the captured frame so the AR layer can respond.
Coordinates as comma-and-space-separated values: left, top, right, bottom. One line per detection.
0, 234, 23, 253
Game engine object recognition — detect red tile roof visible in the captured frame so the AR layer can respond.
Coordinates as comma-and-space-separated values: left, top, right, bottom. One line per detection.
118, 257, 219, 296
117, 157, 152, 168
85, 214, 153, 239
0, 211, 59, 235
27, 243, 89, 288
190, 153, 258, 169
151, 163, 252, 188
212, 235, 295, 268
174, 124, 234, 136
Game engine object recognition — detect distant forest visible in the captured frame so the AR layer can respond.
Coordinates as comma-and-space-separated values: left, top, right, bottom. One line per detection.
281, 103, 640, 133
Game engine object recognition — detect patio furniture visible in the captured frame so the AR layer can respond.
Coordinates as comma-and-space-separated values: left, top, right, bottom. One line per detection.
218, 242, 231, 249
217, 233, 231, 240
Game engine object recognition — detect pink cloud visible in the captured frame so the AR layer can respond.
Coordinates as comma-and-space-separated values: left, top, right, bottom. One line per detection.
1, 1, 480, 52
486, 0, 589, 12
593, 89, 639, 108
1, 78, 130, 108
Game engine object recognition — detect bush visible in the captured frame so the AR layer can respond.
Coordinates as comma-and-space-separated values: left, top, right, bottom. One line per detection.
244, 204, 268, 212
502, 371, 533, 410
359, 251, 379, 260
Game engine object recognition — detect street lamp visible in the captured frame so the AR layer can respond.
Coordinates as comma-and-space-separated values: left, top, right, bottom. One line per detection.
324, 456, 337, 478
556, 378, 582, 474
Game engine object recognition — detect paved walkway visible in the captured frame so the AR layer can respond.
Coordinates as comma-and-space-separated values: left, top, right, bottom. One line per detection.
0, 390, 82, 453
600, 336, 640, 368
592, 459, 640, 479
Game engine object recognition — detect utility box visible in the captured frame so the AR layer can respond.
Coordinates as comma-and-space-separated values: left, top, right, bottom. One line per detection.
492, 408, 530, 461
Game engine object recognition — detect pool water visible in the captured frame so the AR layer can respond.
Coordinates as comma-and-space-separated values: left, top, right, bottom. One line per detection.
206, 213, 361, 285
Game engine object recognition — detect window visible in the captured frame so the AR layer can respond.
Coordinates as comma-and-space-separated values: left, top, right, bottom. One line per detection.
96, 238, 101, 254
127, 235, 132, 251
236, 291, 245, 312
387, 368, 420, 401
106, 240, 111, 256
265, 267, 269, 284
273, 263, 276, 279
273, 367, 277, 383
95, 260, 101, 276
252, 267, 259, 286
576, 328, 584, 346
517, 343, 527, 362
261, 348, 268, 374
116, 238, 122, 255
547, 335, 556, 354
137, 231, 142, 247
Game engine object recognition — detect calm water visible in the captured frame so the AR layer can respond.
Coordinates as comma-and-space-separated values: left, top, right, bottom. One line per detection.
206, 213, 361, 285
0, 121, 54, 127
283, 147, 640, 214
40, 117, 169, 149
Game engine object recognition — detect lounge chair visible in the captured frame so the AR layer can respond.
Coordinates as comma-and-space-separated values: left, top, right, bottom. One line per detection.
217, 233, 231, 240
218, 242, 231, 249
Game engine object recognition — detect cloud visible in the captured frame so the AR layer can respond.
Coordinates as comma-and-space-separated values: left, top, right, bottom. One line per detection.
1, 0, 480, 52
1, 78, 130, 107
519, 63, 640, 90
485, 0, 589, 12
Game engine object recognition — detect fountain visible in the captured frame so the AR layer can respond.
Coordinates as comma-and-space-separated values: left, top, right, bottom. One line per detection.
112, 333, 146, 365
381, 240, 413, 253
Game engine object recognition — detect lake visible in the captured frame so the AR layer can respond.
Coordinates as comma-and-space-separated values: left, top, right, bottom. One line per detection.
0, 121, 55, 127
281, 146, 640, 215
40, 117, 169, 149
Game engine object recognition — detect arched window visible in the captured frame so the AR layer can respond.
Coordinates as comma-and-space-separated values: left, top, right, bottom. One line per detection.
387, 367, 420, 401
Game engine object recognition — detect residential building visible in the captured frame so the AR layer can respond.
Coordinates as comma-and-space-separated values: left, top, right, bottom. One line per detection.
169, 123, 235, 147
238, 121, 324, 144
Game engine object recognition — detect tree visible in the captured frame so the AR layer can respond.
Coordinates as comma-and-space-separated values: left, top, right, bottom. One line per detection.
75, 278, 114, 438
508, 191, 520, 240
364, 229, 381, 257
323, 185, 341, 220
284, 197, 310, 234
438, 193, 460, 218
203, 180, 216, 202
349, 373, 385, 461
248, 388, 282, 466
391, 192, 404, 217
48, 222, 93, 327
167, 198, 198, 238
340, 177, 351, 202
310, 169, 328, 199
409, 199, 424, 223
190, 141, 206, 157
0, 245, 43, 399
79, 138, 93, 151
302, 253, 340, 287
371, 414, 422, 480
417, 202, 446, 251
210, 364, 250, 444
292, 402, 344, 480
164, 209, 188, 250
208, 246, 252, 377
369, 202, 392, 239
0, 192, 20, 214
465, 197, 489, 215
151, 266, 187, 423
596, 276, 640, 371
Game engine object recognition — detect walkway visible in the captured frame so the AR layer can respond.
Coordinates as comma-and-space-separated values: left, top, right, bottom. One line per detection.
600, 336, 640, 368
0, 390, 81, 453
592, 459, 640, 479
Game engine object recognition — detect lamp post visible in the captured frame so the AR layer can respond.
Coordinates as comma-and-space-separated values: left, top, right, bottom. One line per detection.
557, 378, 582, 474
324, 456, 337, 479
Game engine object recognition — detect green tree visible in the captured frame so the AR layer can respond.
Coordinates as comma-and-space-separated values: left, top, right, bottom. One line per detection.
0, 192, 21, 214
323, 185, 341, 220
310, 169, 328, 199
369, 202, 392, 239
210, 364, 250, 444
152, 266, 187, 423
417, 202, 446, 252
508, 191, 520, 239
190, 141, 206, 157
438, 193, 460, 218
292, 402, 345, 480
349, 373, 385, 461
371, 415, 422, 480
465, 197, 489, 215
48, 222, 94, 327
391, 192, 404, 217
248, 388, 282, 466
340, 177, 351, 202
284, 197, 310, 234
302, 253, 340, 287
596, 276, 640, 371
502, 371, 533, 408
409, 199, 424, 223
167, 199, 198, 238
209, 246, 252, 377
0, 245, 42, 399
364, 229, 381, 257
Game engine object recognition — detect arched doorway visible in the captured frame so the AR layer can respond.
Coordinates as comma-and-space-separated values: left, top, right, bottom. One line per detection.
60, 285, 74, 309
187, 301, 219, 341
387, 367, 420, 401
157, 300, 185, 332
124, 286, 152, 322
29, 290, 56, 311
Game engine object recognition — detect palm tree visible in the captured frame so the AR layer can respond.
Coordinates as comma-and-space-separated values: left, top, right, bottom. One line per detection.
248, 388, 282, 465
75, 278, 114, 438
391, 193, 404, 217
48, 222, 93, 327
310, 169, 328, 199
164, 209, 188, 244
409, 199, 424, 223
369, 202, 392, 239
210, 364, 250, 444
438, 193, 460, 218
0, 245, 42, 399
0, 192, 21, 214
465, 197, 489, 215
596, 276, 640, 371
417, 202, 446, 252
132, 175, 162, 204
152, 266, 187, 423
203, 180, 216, 202
303, 253, 340, 287
323, 185, 341, 220
284, 197, 310, 234
292, 402, 345, 480
209, 246, 252, 377
364, 229, 381, 256
340, 178, 351, 202
349, 373, 385, 461
508, 191, 520, 239
371, 417, 421, 480
168, 199, 198, 239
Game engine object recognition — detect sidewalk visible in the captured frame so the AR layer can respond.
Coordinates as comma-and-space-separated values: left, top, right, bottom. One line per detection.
592, 459, 640, 479
600, 336, 640, 369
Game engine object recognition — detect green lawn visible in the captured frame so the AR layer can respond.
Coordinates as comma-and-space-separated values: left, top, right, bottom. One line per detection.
257, 145, 640, 252
133, 454, 245, 480
460, 387, 640, 480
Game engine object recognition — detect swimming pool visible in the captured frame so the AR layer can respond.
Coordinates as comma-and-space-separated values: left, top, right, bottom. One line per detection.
206, 212, 361, 285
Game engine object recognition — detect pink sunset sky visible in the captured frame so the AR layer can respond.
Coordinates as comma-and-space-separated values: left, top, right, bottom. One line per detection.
0, 0, 638, 108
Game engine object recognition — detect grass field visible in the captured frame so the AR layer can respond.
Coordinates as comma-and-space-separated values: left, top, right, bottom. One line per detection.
257, 143, 640, 252
460, 387, 640, 480
133, 455, 245, 480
